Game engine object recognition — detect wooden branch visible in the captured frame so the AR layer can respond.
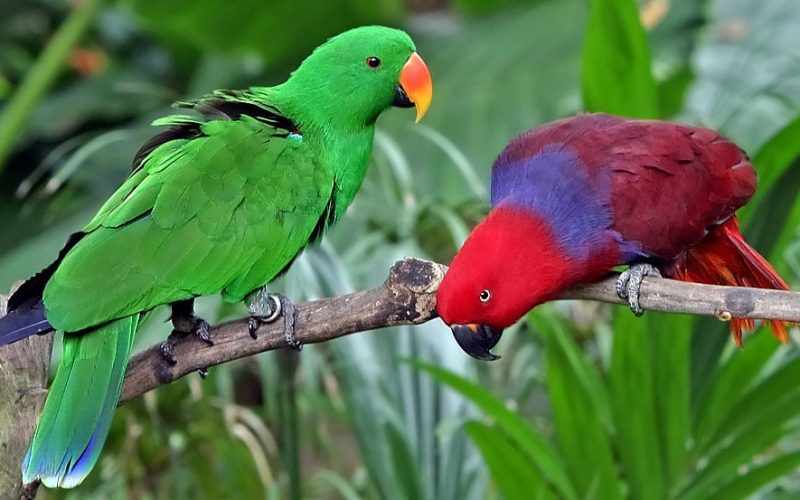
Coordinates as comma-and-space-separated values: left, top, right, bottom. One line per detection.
564, 275, 800, 322
120, 257, 444, 403
121, 257, 800, 404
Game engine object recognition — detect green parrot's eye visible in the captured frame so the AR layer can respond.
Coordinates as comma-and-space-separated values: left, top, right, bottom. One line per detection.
479, 289, 492, 303
366, 57, 381, 68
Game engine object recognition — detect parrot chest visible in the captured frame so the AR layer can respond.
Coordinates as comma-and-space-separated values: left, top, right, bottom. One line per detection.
219, 139, 335, 302
223, 131, 374, 302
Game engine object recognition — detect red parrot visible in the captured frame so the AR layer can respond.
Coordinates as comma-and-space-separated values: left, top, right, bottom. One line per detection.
436, 114, 790, 360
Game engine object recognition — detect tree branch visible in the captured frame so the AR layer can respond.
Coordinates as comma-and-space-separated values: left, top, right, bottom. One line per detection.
120, 257, 800, 403
120, 257, 444, 403
1, 257, 798, 407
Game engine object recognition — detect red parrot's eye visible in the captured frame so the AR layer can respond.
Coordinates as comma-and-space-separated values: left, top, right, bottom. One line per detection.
479, 289, 492, 303
366, 57, 381, 68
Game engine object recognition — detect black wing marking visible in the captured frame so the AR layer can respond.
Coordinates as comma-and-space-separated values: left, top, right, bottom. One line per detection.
131, 92, 299, 173
8, 231, 85, 312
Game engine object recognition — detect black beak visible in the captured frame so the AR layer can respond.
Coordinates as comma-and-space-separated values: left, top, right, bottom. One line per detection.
451, 323, 503, 361
392, 85, 414, 108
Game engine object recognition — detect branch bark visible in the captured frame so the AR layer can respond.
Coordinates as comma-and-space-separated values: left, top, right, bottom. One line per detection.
2, 256, 800, 497
121, 257, 800, 403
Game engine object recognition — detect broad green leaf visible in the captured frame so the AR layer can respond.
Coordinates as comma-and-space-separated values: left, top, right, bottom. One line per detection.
691, 332, 777, 453
385, 420, 426, 500
649, 314, 692, 492
534, 313, 623, 500
530, 311, 612, 427
607, 311, 664, 499
410, 360, 578, 500
466, 421, 554, 500
581, 0, 658, 117
742, 114, 800, 224
744, 159, 800, 262
657, 65, 694, 119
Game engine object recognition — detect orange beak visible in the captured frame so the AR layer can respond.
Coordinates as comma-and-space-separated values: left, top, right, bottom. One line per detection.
397, 52, 432, 122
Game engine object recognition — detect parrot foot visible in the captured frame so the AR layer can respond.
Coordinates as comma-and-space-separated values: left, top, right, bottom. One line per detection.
160, 299, 215, 371
247, 291, 301, 350
616, 263, 662, 316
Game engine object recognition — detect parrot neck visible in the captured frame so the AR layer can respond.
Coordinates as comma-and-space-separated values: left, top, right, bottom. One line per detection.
264, 82, 377, 223
273, 78, 382, 135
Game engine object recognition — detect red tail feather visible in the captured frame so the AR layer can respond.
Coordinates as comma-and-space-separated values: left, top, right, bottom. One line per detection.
674, 216, 790, 346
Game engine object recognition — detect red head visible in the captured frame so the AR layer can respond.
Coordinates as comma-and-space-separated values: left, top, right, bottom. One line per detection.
436, 205, 573, 360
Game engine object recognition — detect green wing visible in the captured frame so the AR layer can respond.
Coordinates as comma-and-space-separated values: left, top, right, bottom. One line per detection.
44, 103, 332, 333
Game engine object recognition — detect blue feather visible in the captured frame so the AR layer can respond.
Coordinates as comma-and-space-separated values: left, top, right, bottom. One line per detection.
492, 143, 642, 262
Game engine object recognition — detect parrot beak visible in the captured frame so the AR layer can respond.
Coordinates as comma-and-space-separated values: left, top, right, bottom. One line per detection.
393, 52, 432, 122
450, 323, 503, 361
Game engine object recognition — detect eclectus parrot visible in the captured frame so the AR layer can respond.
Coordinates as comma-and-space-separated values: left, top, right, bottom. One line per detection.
0, 26, 432, 488
436, 114, 789, 361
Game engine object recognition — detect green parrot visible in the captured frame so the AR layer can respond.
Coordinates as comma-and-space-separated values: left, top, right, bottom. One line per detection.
0, 25, 432, 488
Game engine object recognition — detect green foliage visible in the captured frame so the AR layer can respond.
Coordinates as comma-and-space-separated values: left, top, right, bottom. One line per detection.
453, 0, 541, 15
409, 359, 575, 499
122, 0, 406, 66
581, 0, 658, 117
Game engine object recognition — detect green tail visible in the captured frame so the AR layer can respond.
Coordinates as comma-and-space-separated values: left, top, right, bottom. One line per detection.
22, 315, 138, 488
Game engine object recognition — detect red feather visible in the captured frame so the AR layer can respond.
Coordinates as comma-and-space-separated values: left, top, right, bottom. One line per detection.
674, 216, 791, 346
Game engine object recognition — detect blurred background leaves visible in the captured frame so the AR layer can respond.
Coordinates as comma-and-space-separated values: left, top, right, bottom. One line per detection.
1, 0, 800, 498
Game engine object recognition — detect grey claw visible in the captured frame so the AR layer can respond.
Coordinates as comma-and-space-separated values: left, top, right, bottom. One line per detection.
247, 292, 300, 350
617, 264, 661, 316
281, 297, 300, 351
615, 271, 630, 299
248, 317, 260, 339
160, 340, 177, 366
196, 319, 214, 346
246, 293, 282, 338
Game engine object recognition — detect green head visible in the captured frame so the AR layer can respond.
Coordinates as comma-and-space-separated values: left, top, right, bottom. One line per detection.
285, 26, 432, 128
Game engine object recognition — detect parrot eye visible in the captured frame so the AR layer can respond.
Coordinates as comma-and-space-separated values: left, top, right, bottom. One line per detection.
366, 57, 381, 68
479, 289, 492, 303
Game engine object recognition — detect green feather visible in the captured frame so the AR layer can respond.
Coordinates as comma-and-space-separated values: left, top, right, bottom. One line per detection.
23, 315, 138, 488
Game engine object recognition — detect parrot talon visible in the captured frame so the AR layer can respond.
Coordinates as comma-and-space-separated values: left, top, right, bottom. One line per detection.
246, 291, 300, 350
616, 264, 661, 316
248, 317, 260, 339
160, 340, 178, 366
194, 318, 214, 346
280, 295, 300, 351
160, 299, 215, 366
